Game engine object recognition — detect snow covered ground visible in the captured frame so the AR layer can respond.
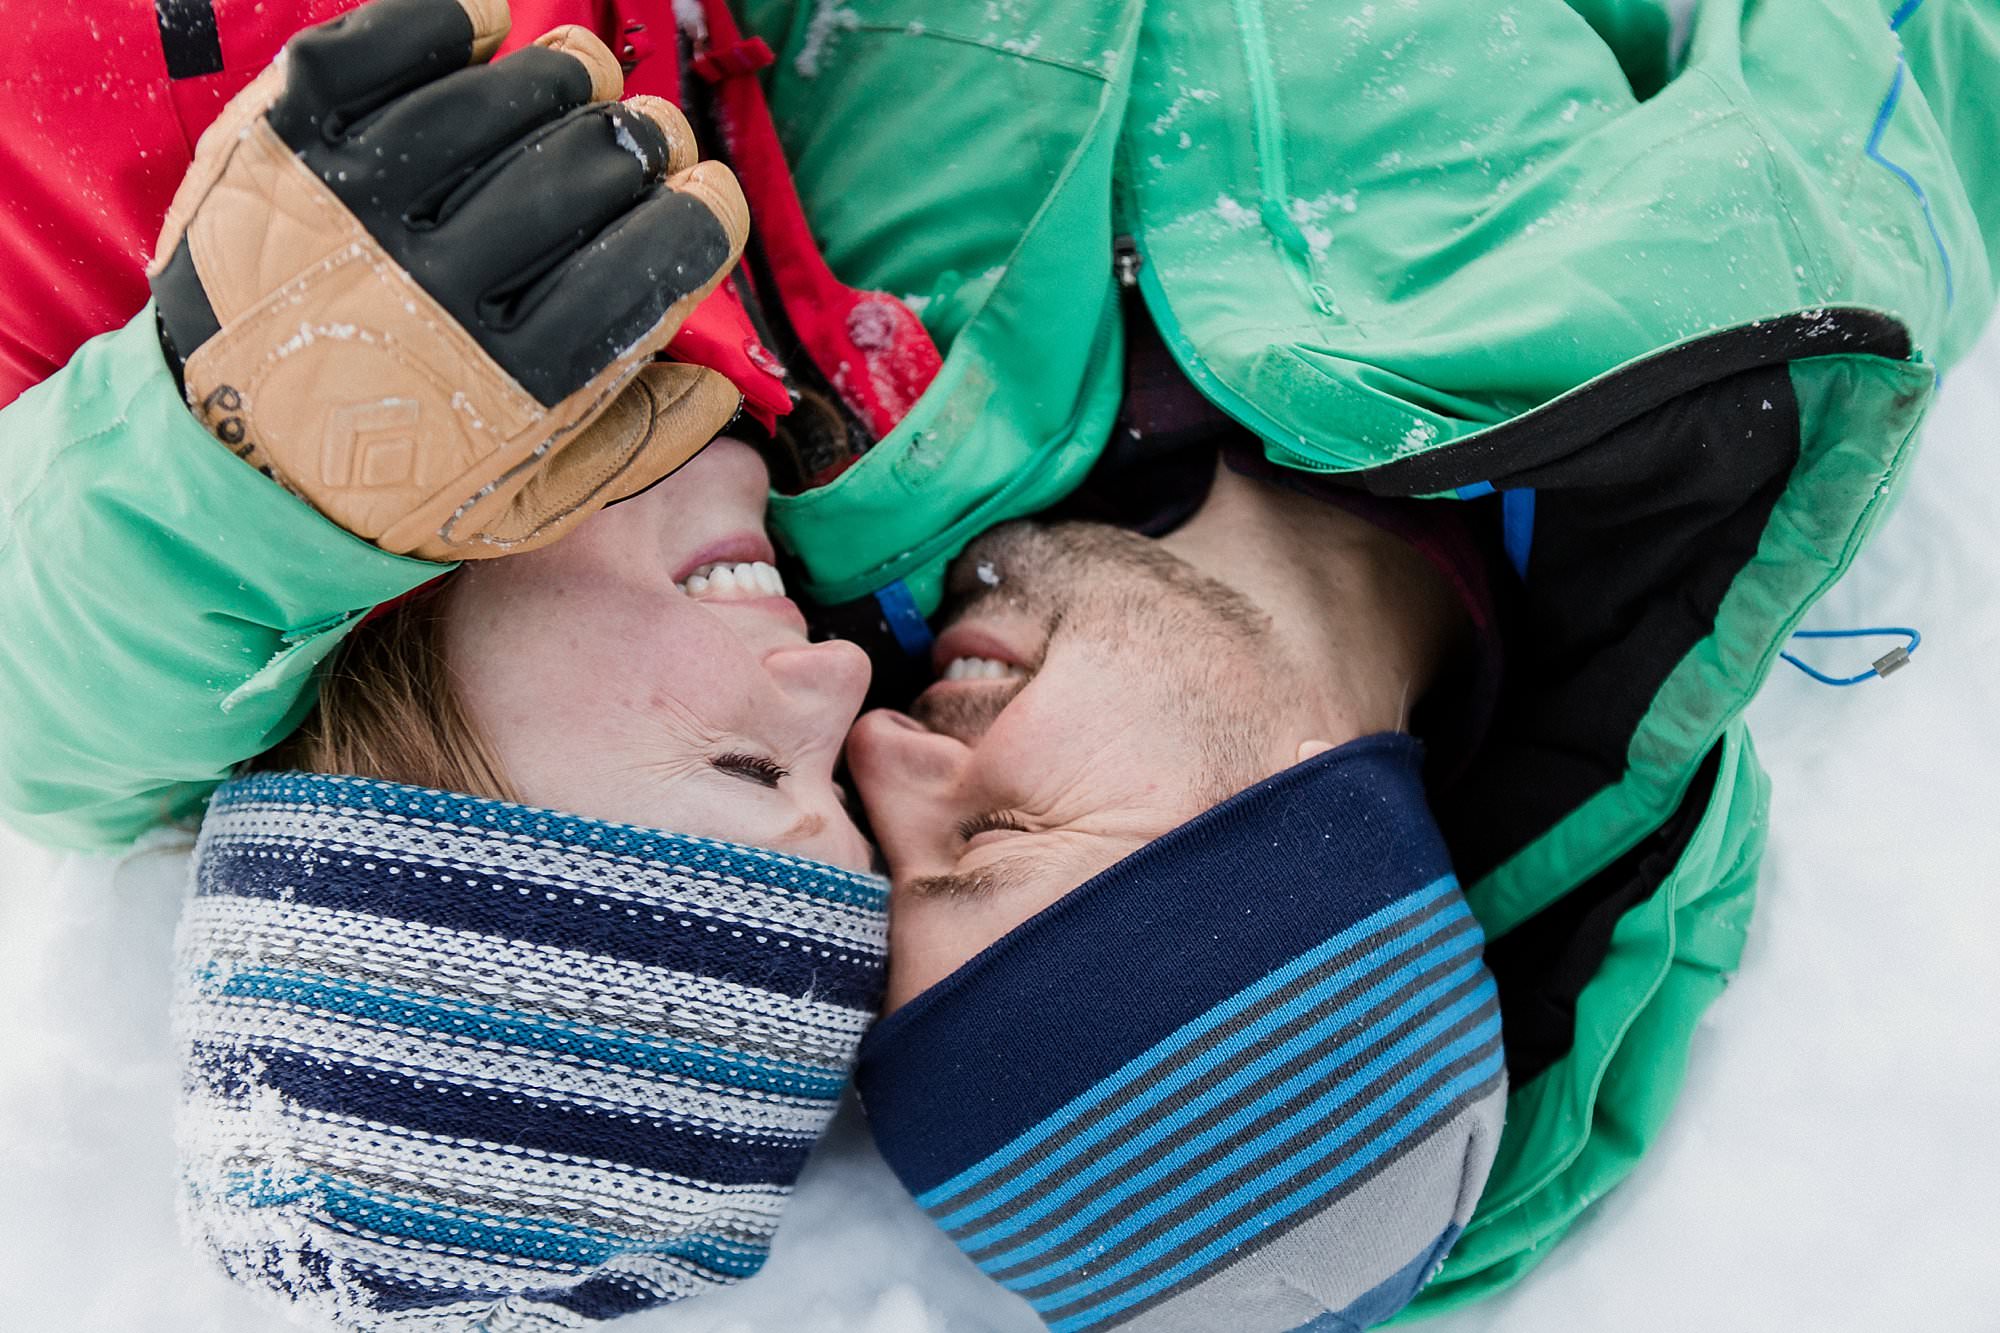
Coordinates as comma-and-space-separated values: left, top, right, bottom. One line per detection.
3, 318, 1997, 1332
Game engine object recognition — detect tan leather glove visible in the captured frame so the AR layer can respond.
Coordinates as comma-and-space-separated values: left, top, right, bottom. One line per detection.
148, 0, 749, 560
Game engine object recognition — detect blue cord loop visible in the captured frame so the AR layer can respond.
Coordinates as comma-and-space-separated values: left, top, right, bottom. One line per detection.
874, 580, 936, 657
1780, 626, 1921, 686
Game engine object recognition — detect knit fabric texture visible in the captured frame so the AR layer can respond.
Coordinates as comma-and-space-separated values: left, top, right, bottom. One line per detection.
172, 771, 889, 1329
856, 734, 1506, 1333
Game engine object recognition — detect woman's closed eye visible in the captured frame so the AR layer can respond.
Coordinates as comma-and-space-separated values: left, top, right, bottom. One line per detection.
712, 752, 789, 788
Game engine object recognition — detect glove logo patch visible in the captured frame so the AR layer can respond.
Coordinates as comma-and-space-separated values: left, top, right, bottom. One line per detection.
200, 384, 250, 453
322, 399, 422, 489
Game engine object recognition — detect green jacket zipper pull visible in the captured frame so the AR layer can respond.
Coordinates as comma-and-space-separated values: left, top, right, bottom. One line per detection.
1113, 234, 1143, 289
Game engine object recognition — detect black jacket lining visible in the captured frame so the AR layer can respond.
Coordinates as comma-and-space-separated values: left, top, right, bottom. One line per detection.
1351, 308, 1909, 495
1435, 360, 1802, 883
1485, 744, 1724, 1084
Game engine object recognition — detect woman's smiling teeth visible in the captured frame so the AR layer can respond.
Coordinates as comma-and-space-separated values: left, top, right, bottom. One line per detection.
941, 656, 1027, 682
678, 561, 786, 600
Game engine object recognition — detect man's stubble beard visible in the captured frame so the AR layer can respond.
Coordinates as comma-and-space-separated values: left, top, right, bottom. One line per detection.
923, 520, 1294, 803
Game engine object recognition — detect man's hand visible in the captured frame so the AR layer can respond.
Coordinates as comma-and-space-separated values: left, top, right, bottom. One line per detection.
148, 0, 749, 560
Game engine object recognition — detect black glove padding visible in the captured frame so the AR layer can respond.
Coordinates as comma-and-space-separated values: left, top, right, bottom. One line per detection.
149, 0, 748, 559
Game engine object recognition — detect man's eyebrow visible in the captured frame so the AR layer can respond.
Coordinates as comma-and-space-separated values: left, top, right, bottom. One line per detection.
907, 855, 1038, 902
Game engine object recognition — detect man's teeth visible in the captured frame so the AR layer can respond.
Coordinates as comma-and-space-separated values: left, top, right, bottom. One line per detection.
678, 561, 786, 600
941, 656, 1027, 682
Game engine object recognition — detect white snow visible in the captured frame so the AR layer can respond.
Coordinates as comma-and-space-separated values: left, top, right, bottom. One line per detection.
2, 326, 1998, 1330
1148, 88, 1219, 138
670, 0, 708, 41
1214, 193, 1259, 230
847, 298, 903, 352
1399, 419, 1439, 452
1288, 191, 1361, 256
792, 0, 861, 80
610, 110, 653, 171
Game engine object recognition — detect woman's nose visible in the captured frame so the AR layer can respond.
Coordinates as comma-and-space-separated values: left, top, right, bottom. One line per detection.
665, 432, 772, 508
697, 433, 773, 484
763, 637, 872, 717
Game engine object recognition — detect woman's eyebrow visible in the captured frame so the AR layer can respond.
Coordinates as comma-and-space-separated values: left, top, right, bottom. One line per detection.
907, 856, 1037, 902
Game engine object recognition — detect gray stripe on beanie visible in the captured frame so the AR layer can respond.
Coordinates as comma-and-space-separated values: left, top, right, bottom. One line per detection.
957, 937, 1490, 1260
179, 1087, 805, 1214
928, 891, 1474, 1225
204, 801, 886, 953
1026, 1022, 1504, 1321
1117, 1083, 1507, 1333
1001, 996, 1501, 1304
175, 771, 888, 1328
184, 895, 868, 1065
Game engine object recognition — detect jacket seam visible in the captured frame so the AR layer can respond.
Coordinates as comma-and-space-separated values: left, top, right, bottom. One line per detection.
1687, 65, 1836, 297
849, 24, 1114, 80
769, 0, 1142, 538
1226, 0, 1337, 317
0, 395, 144, 564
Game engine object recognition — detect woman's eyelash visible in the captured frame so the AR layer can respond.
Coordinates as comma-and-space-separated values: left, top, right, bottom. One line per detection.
712, 753, 789, 788
957, 810, 1029, 841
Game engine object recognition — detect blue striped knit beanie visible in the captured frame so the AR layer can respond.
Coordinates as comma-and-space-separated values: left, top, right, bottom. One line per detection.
171, 771, 888, 1328
856, 733, 1506, 1333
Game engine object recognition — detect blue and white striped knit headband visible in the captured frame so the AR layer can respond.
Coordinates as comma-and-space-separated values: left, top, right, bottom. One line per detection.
857, 734, 1507, 1333
172, 771, 888, 1329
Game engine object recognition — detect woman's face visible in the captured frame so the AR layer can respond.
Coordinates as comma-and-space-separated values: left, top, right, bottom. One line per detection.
442, 437, 875, 872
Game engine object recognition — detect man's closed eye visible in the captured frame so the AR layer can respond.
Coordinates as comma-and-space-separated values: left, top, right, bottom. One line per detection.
957, 809, 1028, 845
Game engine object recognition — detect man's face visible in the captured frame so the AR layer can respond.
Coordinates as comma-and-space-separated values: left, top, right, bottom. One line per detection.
845, 520, 1299, 1010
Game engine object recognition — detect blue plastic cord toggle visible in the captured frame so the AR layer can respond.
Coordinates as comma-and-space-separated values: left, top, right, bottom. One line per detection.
875, 580, 936, 657
1779, 626, 1921, 687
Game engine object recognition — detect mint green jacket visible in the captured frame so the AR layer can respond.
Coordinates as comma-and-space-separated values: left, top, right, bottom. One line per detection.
3, 0, 1994, 1314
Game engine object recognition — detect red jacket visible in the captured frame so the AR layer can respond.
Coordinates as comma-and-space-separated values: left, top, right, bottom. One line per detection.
0, 0, 754, 407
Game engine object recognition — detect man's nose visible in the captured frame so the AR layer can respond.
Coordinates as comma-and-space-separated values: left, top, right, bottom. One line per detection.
845, 709, 975, 865
846, 708, 970, 789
